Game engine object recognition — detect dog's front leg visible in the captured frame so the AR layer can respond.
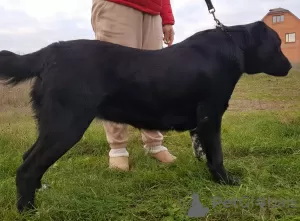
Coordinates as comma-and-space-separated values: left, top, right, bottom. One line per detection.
195, 103, 240, 185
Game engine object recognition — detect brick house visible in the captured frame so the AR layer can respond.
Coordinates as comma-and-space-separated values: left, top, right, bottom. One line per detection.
262, 8, 300, 66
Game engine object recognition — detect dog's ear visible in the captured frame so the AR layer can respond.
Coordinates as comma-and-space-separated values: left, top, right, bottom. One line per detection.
226, 21, 267, 51
246, 21, 269, 48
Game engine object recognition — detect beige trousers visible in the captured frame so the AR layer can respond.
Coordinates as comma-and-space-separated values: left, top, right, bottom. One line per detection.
91, 0, 164, 149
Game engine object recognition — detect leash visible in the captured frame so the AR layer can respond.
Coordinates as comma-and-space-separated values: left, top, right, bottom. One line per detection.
204, 0, 246, 72
204, 0, 225, 31
204, 0, 246, 54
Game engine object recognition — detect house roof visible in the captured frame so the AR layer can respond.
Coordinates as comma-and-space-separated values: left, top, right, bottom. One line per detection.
262, 7, 299, 20
268, 7, 289, 14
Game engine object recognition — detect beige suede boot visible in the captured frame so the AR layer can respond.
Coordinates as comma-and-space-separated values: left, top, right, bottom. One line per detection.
145, 146, 177, 163
109, 156, 129, 171
108, 148, 129, 171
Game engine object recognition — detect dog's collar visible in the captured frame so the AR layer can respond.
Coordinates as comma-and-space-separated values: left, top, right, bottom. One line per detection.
216, 26, 246, 53
205, 0, 246, 54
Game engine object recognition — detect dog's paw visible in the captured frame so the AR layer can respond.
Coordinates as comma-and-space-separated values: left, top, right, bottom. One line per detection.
211, 170, 241, 186
17, 198, 36, 214
215, 173, 241, 186
216, 174, 241, 186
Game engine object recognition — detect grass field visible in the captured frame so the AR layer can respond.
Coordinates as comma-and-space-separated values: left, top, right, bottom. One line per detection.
0, 70, 299, 221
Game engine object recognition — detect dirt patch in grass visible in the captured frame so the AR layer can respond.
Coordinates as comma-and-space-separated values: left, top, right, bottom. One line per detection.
228, 99, 296, 111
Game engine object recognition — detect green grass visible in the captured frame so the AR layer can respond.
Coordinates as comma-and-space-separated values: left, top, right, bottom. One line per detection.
0, 70, 300, 220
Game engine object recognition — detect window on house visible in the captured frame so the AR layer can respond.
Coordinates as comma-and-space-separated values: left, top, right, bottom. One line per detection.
285, 33, 296, 43
272, 15, 284, 23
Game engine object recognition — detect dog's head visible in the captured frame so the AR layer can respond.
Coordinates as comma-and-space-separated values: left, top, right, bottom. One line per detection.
242, 21, 292, 76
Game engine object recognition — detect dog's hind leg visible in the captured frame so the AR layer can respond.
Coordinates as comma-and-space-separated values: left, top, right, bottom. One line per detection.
195, 103, 240, 185
21, 138, 43, 191
22, 139, 38, 162
22, 79, 43, 162
189, 128, 206, 161
16, 99, 96, 212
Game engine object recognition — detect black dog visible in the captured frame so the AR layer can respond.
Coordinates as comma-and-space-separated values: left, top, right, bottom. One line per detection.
0, 21, 292, 212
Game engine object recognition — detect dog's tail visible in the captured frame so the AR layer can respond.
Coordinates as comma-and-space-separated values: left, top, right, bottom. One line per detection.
0, 49, 45, 85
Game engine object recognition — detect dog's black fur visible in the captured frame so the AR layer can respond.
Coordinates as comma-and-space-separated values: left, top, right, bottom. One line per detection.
0, 21, 292, 212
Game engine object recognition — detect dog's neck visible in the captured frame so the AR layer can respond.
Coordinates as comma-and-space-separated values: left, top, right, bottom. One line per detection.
184, 26, 248, 71
181, 28, 246, 99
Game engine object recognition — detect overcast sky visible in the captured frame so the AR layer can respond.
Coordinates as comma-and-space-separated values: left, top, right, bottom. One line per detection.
0, 0, 299, 54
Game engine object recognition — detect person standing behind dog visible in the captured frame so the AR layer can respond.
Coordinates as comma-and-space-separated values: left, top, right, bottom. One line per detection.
91, 0, 176, 171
